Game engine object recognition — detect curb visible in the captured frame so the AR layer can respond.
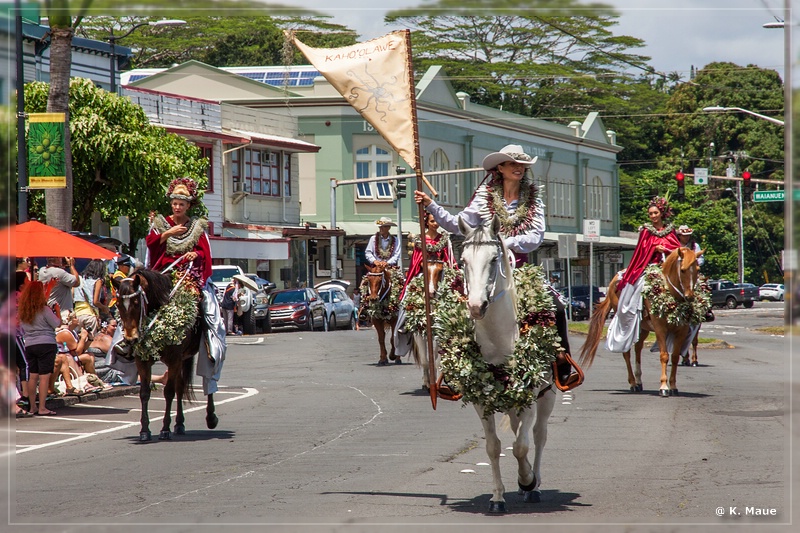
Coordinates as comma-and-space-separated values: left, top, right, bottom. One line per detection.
46, 385, 140, 410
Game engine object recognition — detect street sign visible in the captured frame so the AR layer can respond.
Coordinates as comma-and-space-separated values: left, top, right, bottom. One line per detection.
693, 167, 708, 185
558, 234, 578, 258
583, 219, 600, 242
752, 190, 784, 202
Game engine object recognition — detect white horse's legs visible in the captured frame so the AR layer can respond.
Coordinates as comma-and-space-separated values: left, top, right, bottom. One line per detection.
529, 388, 556, 498
474, 404, 506, 511
411, 334, 438, 390
511, 408, 535, 490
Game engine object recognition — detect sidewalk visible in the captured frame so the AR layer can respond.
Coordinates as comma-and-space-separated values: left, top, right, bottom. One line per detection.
45, 384, 141, 410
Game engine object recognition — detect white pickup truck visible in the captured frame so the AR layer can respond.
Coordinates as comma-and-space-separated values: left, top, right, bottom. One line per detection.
210, 265, 268, 334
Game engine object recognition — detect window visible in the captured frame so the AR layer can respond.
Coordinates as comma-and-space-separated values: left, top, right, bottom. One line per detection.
430, 149, 451, 205
231, 147, 288, 197
197, 143, 214, 192
550, 180, 574, 217
587, 176, 604, 220
355, 144, 393, 200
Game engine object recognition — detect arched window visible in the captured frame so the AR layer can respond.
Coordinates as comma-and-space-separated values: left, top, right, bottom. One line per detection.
587, 176, 603, 219
355, 145, 393, 200
430, 148, 450, 205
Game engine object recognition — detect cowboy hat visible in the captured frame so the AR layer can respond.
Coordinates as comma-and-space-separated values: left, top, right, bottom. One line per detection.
375, 217, 397, 227
677, 225, 693, 236
482, 144, 538, 171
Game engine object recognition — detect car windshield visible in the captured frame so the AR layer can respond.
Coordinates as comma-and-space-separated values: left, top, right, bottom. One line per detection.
271, 291, 306, 304
211, 268, 239, 283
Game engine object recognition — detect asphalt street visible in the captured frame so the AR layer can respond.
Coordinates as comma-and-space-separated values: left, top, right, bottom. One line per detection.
6, 301, 795, 533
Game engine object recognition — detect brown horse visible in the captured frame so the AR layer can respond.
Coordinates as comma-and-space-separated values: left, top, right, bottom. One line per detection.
113, 269, 218, 442
362, 263, 400, 365
579, 247, 702, 397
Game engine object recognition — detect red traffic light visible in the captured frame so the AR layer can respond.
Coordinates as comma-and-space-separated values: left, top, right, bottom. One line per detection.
676, 171, 685, 183
742, 171, 751, 181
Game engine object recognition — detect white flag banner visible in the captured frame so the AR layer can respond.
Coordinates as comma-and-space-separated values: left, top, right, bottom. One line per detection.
289, 30, 419, 169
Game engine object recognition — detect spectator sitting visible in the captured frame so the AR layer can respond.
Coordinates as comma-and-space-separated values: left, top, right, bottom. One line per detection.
50, 312, 92, 396
73, 259, 110, 339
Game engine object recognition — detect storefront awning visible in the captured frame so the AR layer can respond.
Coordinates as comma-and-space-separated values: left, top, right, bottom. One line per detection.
228, 129, 321, 153
209, 235, 290, 260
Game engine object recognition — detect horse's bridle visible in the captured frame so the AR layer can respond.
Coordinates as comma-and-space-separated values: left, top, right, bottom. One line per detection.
461, 238, 510, 304
366, 270, 391, 302
117, 279, 149, 335
665, 255, 696, 301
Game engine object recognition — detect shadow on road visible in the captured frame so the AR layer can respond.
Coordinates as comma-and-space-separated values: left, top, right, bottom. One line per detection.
119, 429, 236, 444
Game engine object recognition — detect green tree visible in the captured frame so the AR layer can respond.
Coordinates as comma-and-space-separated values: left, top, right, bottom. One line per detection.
24, 78, 208, 250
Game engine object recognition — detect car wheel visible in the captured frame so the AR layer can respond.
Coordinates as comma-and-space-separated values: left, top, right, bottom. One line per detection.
264, 315, 272, 334
743, 301, 754, 309
306, 310, 315, 331
726, 296, 738, 309
349, 313, 357, 330
780, 295, 785, 302
243, 308, 256, 335
327, 313, 335, 331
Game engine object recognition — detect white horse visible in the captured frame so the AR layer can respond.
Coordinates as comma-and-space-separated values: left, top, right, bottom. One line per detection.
458, 215, 556, 513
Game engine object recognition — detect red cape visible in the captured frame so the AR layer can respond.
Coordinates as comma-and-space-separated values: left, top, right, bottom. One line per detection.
146, 216, 212, 282
617, 226, 681, 292
400, 235, 454, 299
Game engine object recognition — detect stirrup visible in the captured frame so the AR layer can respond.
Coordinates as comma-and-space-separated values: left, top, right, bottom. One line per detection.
436, 374, 462, 401
553, 352, 584, 392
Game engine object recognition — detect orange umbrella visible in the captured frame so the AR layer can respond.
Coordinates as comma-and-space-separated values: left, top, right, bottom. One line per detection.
0, 220, 119, 259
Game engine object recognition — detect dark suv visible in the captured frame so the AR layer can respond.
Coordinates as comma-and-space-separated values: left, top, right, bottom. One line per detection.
264, 288, 327, 332
559, 285, 605, 321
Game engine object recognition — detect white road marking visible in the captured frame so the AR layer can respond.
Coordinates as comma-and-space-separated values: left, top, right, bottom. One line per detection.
16, 430, 88, 436
225, 337, 265, 345
15, 387, 259, 455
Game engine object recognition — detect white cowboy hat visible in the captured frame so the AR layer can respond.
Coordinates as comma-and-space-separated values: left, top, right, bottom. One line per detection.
677, 225, 693, 236
375, 217, 397, 227
481, 144, 538, 171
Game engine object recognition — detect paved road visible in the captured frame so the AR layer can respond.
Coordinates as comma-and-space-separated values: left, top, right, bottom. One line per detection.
8, 303, 794, 531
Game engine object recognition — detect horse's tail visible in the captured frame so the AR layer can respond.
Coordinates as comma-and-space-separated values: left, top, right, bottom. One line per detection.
410, 334, 422, 367
578, 294, 614, 369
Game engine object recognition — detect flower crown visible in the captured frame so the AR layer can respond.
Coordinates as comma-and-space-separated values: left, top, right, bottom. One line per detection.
648, 196, 673, 219
167, 177, 198, 201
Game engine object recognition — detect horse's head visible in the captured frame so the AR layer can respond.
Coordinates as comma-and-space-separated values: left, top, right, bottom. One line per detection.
664, 247, 702, 300
112, 273, 150, 341
363, 263, 391, 303
458, 215, 513, 320
425, 260, 445, 295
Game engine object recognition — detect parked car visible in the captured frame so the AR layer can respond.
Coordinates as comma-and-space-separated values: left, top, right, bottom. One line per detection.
264, 288, 327, 332
708, 279, 757, 309
315, 282, 358, 330
759, 283, 785, 301
559, 285, 604, 321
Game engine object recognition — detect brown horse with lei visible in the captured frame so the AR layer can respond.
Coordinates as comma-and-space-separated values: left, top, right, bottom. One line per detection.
360, 263, 402, 366
579, 247, 704, 397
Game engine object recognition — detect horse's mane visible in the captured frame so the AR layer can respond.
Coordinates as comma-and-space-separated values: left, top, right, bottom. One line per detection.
135, 269, 173, 309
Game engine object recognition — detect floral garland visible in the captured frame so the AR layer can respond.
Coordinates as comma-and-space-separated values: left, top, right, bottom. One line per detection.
153, 214, 209, 256
358, 267, 405, 320
414, 232, 449, 254
477, 177, 545, 237
431, 264, 562, 416
640, 222, 675, 238
374, 233, 397, 260
132, 279, 199, 362
642, 265, 711, 326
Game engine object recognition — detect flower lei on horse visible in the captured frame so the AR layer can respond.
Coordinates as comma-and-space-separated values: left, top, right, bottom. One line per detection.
405, 264, 561, 415
642, 266, 712, 326
358, 267, 404, 321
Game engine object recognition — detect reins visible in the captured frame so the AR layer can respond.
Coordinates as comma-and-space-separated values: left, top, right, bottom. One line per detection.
366, 270, 391, 302
663, 253, 695, 301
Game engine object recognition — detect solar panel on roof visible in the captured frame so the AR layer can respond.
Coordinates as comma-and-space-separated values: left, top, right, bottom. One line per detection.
127, 74, 148, 82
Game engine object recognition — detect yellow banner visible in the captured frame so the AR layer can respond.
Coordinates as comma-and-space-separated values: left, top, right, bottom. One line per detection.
290, 30, 419, 169
27, 112, 66, 188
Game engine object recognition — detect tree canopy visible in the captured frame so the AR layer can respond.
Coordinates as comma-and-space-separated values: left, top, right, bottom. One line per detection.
24, 78, 208, 251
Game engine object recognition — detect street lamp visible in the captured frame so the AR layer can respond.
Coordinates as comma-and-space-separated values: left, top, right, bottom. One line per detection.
702, 106, 784, 126
107, 19, 186, 93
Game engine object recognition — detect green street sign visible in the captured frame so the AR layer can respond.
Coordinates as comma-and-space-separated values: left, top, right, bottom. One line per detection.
752, 190, 784, 202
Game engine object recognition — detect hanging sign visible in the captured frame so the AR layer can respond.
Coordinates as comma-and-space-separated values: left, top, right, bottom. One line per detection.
27, 113, 67, 188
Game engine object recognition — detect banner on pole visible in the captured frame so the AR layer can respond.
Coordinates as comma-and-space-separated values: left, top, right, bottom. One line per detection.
289, 30, 419, 170
27, 112, 67, 188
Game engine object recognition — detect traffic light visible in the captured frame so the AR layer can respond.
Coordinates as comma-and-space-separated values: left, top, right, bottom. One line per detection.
676, 171, 685, 199
308, 239, 318, 256
742, 171, 752, 199
395, 179, 407, 199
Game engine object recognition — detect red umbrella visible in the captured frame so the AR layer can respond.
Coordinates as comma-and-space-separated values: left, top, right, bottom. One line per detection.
0, 220, 119, 259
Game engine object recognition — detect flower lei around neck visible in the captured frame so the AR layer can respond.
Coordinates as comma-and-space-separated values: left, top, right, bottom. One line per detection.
641, 222, 675, 238
375, 233, 396, 260
414, 232, 449, 254
476, 177, 545, 238
153, 214, 209, 256
641, 265, 712, 326
404, 264, 561, 416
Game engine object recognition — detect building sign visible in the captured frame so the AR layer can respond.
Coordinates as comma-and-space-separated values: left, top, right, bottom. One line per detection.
27, 113, 67, 188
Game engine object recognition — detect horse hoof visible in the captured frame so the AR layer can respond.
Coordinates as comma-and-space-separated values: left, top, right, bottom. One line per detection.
139, 432, 151, 442
389, 354, 398, 361
523, 490, 541, 503
487, 501, 507, 514
394, 358, 402, 365
175, 424, 186, 435
206, 414, 219, 429
377, 360, 389, 366
670, 389, 679, 396
158, 430, 171, 440
691, 362, 698, 367
659, 389, 670, 398
630, 384, 643, 393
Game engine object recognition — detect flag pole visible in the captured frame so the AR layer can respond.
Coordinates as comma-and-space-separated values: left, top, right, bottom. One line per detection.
402, 30, 438, 410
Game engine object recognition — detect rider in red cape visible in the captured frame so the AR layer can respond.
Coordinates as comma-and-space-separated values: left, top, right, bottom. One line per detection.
399, 213, 455, 300
606, 196, 680, 353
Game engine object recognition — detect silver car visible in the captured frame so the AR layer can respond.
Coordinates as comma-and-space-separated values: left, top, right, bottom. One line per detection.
315, 282, 358, 330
